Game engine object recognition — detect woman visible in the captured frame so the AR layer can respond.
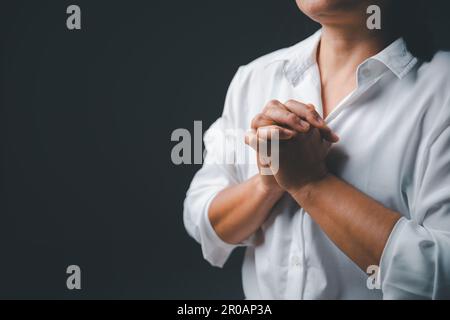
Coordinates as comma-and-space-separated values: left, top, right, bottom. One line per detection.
184, 0, 450, 299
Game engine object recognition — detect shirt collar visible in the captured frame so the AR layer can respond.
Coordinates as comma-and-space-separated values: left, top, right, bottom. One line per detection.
283, 29, 418, 87
370, 37, 418, 79
283, 30, 322, 87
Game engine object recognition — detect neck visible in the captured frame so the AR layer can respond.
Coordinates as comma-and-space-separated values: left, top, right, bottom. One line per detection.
317, 25, 393, 81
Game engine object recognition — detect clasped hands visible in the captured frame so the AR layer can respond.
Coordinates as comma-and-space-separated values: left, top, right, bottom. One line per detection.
244, 100, 339, 196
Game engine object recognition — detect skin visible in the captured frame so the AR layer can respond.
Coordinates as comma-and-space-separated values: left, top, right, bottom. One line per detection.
209, 100, 336, 244
209, 0, 401, 271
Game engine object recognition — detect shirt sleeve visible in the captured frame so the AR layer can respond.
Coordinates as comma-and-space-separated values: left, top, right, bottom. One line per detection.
380, 116, 450, 299
183, 67, 246, 268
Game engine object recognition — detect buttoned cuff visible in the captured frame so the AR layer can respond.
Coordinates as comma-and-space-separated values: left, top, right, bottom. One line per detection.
378, 217, 408, 297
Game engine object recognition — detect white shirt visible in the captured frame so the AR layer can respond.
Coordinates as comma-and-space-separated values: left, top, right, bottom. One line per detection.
183, 30, 450, 299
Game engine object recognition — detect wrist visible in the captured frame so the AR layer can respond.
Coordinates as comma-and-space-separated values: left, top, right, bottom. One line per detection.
288, 173, 332, 204
255, 175, 285, 199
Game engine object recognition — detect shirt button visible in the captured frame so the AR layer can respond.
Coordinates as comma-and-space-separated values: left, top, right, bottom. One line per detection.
361, 68, 371, 78
291, 255, 301, 267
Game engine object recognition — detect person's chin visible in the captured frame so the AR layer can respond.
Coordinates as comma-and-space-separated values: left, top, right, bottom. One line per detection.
297, 0, 365, 18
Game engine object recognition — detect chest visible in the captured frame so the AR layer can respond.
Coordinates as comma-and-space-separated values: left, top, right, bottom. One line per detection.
320, 76, 357, 118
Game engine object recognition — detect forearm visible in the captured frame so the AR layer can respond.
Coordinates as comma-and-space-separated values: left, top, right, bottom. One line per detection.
290, 174, 401, 270
209, 175, 284, 245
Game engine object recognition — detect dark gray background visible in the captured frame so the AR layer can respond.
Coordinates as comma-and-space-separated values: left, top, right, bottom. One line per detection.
1, 0, 449, 299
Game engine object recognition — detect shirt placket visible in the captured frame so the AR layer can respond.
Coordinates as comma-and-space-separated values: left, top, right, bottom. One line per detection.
284, 209, 305, 299
288, 62, 387, 299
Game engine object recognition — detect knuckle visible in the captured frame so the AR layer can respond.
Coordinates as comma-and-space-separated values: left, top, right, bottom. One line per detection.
287, 113, 298, 123
306, 109, 318, 119
306, 104, 315, 111
251, 113, 263, 128
306, 111, 317, 119
263, 102, 276, 113
266, 99, 281, 109
298, 127, 308, 133
284, 99, 296, 107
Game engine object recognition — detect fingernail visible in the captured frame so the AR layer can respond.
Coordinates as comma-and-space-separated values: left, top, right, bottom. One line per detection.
332, 133, 339, 142
300, 120, 310, 129
285, 130, 294, 138
315, 114, 324, 124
